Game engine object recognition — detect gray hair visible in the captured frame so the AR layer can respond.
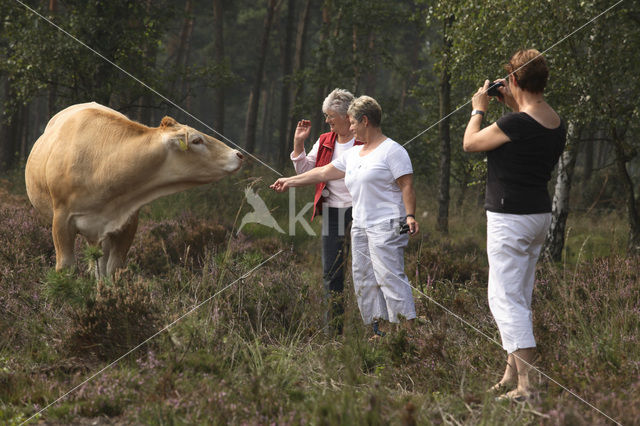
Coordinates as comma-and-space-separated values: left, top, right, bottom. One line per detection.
347, 96, 382, 127
322, 88, 354, 116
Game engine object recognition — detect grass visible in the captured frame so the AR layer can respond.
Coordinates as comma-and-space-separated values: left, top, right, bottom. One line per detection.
0, 169, 638, 424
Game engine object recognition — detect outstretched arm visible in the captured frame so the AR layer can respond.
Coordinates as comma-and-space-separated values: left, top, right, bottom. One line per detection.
270, 163, 345, 192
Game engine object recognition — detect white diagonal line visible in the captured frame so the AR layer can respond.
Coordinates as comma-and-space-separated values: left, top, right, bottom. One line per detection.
20, 250, 284, 425
12, 0, 283, 177
354, 248, 621, 425
402, 0, 626, 147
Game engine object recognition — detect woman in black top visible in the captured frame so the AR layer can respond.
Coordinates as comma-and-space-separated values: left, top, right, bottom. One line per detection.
463, 49, 566, 401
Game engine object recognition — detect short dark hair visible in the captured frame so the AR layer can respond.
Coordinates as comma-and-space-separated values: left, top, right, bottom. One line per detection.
504, 49, 548, 93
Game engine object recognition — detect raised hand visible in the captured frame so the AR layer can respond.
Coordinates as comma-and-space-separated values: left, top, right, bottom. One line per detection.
293, 120, 311, 143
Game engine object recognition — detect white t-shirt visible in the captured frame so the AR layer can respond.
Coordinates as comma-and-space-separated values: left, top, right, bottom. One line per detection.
290, 137, 355, 208
332, 138, 413, 228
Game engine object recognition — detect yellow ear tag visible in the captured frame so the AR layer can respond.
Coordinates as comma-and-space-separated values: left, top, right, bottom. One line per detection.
178, 138, 189, 151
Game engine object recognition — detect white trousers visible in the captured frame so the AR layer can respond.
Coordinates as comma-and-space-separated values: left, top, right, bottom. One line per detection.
487, 211, 551, 354
351, 219, 417, 325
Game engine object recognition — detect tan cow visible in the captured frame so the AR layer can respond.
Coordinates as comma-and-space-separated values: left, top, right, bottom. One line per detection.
25, 102, 243, 277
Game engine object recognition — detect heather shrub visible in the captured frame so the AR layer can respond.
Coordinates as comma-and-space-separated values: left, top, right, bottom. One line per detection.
535, 256, 640, 380
129, 211, 228, 275
406, 236, 486, 290
220, 245, 322, 341
67, 275, 162, 360
0, 204, 53, 268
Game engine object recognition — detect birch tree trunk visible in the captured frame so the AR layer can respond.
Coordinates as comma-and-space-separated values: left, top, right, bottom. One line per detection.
543, 122, 577, 261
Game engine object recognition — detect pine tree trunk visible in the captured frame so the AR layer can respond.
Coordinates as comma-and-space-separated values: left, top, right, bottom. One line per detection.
611, 126, 640, 254
583, 138, 593, 181
277, 0, 295, 170
48, 0, 58, 117
286, 0, 311, 146
19, 103, 29, 161
364, 32, 376, 96
543, 122, 578, 261
244, 0, 277, 154
137, 0, 159, 125
0, 79, 20, 171
179, 0, 194, 116
436, 17, 453, 234
212, 0, 225, 133
312, 3, 332, 143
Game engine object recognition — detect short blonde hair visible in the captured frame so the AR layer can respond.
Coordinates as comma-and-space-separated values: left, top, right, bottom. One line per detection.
322, 88, 354, 116
347, 96, 382, 127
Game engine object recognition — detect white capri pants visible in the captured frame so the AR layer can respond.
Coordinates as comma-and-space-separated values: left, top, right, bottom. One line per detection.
351, 218, 417, 325
487, 211, 551, 354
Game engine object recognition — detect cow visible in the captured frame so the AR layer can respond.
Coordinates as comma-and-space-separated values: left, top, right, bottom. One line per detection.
25, 102, 244, 277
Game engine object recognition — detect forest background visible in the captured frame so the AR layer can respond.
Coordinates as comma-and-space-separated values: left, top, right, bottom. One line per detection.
1, 0, 639, 424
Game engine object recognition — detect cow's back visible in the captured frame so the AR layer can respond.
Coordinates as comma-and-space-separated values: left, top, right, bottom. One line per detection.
25, 102, 143, 220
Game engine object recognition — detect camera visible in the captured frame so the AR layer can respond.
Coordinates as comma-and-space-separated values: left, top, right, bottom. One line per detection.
399, 222, 411, 234
487, 80, 504, 97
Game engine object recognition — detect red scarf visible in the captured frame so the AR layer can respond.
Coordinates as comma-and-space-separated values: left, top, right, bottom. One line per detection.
311, 132, 363, 221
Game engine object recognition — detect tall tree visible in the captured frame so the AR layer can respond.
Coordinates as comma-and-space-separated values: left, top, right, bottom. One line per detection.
212, 0, 225, 133
286, 0, 311, 146
277, 0, 295, 170
543, 123, 578, 261
0, 80, 20, 171
611, 123, 640, 253
47, 0, 58, 117
244, 0, 278, 154
436, 15, 453, 234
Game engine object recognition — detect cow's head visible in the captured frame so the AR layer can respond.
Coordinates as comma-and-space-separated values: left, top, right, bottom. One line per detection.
159, 116, 244, 183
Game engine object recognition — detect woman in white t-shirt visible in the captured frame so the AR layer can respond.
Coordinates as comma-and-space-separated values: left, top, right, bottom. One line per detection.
271, 96, 419, 338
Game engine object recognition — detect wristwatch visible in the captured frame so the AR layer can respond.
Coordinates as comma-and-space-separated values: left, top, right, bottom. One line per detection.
471, 109, 485, 117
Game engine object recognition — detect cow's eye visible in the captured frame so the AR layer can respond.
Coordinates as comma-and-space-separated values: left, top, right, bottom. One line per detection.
192, 137, 204, 145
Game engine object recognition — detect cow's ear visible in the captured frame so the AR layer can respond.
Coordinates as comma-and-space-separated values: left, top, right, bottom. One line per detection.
166, 129, 190, 151
160, 116, 178, 128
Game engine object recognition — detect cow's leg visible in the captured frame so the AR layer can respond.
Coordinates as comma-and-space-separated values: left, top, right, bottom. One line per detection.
97, 238, 111, 280
52, 211, 76, 271
106, 211, 139, 277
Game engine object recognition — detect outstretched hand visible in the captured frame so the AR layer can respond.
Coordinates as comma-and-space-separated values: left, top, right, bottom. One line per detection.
270, 178, 291, 193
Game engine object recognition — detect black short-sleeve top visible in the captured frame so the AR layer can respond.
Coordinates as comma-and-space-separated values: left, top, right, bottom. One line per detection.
484, 112, 566, 214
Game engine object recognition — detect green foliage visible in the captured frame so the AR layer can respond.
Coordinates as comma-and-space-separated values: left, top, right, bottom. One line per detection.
43, 268, 95, 308
0, 0, 176, 113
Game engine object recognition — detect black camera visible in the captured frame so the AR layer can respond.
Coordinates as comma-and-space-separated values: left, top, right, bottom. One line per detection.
399, 222, 411, 234
487, 80, 504, 97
